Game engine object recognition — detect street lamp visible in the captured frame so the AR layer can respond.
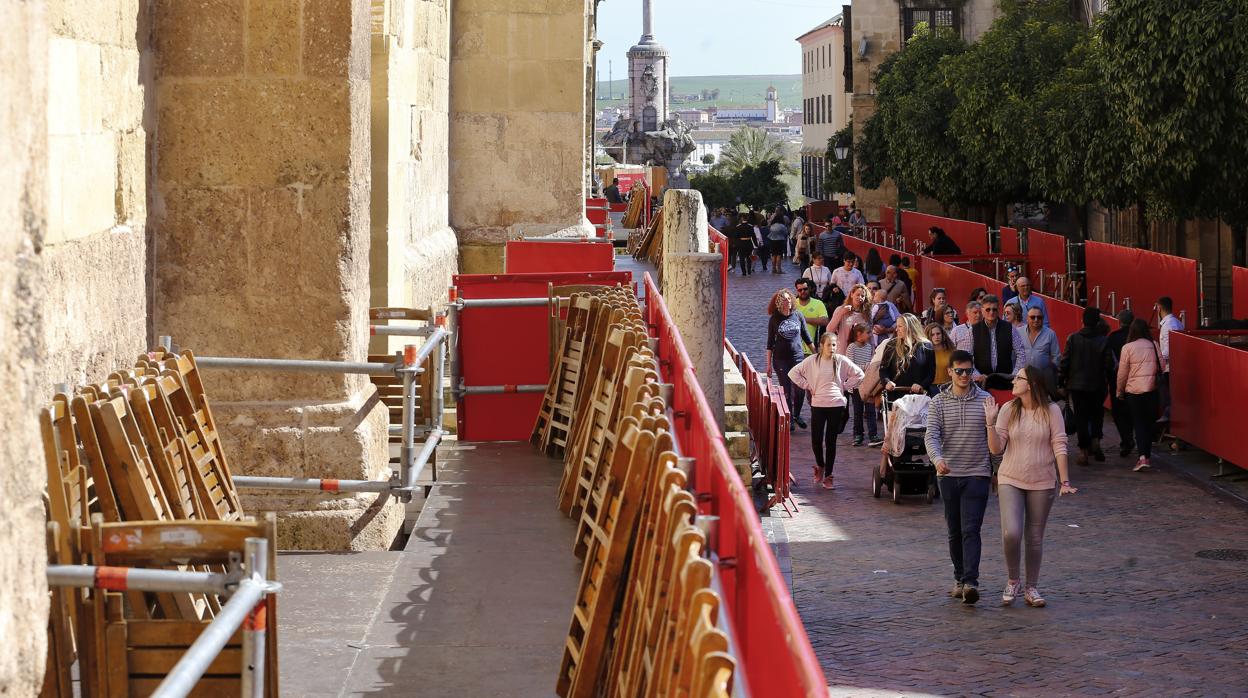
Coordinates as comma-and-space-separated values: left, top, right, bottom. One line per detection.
833, 136, 850, 161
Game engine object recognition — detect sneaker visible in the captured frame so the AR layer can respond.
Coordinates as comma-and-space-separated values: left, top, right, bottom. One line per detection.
789, 421, 796, 433
961, 585, 980, 605
1002, 580, 1023, 606
1023, 586, 1046, 607
821, 476, 835, 490
1091, 441, 1106, 462
949, 582, 964, 599
795, 417, 808, 429
852, 436, 864, 447
1133, 456, 1151, 472
867, 438, 884, 448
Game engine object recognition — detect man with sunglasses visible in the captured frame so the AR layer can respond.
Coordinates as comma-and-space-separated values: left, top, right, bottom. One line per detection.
1004, 276, 1049, 328
971, 295, 1026, 391
925, 349, 995, 604
793, 279, 829, 355
1020, 306, 1060, 388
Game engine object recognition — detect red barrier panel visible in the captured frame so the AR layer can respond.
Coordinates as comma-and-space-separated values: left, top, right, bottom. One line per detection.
454, 271, 632, 441
644, 274, 827, 697
503, 241, 615, 274
1000, 227, 1020, 256
1026, 228, 1068, 283
1171, 331, 1248, 469
878, 206, 896, 235
919, 257, 1116, 350
1085, 241, 1198, 326
807, 200, 840, 223
1234, 266, 1248, 319
710, 227, 730, 336
902, 211, 990, 255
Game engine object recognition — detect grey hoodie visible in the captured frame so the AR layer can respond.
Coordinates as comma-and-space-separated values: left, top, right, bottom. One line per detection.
924, 383, 992, 478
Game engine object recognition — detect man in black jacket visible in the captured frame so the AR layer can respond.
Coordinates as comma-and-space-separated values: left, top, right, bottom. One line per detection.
922, 226, 962, 256
729, 213, 756, 275
971, 295, 1025, 390
1104, 309, 1135, 457
1061, 307, 1114, 464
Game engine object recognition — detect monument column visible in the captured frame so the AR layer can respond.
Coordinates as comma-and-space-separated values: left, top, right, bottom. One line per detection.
659, 190, 725, 427
153, 1, 397, 549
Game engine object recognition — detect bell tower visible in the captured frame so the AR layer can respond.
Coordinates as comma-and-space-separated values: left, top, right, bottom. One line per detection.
628, 0, 669, 132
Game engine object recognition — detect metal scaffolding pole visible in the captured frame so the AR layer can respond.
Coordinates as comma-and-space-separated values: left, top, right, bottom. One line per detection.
194, 356, 399, 375
46, 565, 236, 595
231, 476, 394, 493
152, 537, 276, 698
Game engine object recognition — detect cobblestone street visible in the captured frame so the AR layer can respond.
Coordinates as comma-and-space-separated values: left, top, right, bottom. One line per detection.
723, 261, 1248, 697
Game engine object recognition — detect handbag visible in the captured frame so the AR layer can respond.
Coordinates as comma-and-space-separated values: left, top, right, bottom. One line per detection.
1062, 400, 1076, 435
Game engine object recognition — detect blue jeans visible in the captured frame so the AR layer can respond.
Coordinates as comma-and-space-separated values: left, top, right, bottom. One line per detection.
938, 476, 991, 588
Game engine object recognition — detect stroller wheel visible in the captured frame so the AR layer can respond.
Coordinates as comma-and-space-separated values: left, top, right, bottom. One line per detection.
872, 466, 882, 498
892, 480, 902, 505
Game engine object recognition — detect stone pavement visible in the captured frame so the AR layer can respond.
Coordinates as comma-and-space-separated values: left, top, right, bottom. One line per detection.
723, 259, 1248, 697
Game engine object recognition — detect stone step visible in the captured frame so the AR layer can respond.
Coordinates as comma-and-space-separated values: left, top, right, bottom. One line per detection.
725, 431, 750, 460
724, 404, 748, 432
723, 347, 747, 406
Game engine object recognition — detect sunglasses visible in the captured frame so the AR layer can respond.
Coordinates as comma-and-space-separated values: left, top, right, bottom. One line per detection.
983, 307, 999, 313
951, 367, 974, 376
1028, 315, 1043, 320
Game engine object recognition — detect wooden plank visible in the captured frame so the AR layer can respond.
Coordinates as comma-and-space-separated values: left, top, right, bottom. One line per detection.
126, 647, 242, 675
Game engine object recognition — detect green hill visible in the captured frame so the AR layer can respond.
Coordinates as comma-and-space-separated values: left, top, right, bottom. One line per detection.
595, 74, 801, 110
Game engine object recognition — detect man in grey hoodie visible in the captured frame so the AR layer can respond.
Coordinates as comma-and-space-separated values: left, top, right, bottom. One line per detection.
924, 349, 994, 604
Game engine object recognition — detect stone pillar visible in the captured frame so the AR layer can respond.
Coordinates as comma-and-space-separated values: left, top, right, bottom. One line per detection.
153, 0, 397, 550
664, 253, 726, 428
659, 190, 724, 427
0, 2, 49, 690
450, 0, 593, 274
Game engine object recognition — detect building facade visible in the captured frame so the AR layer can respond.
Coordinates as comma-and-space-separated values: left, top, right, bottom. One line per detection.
797, 15, 849, 203
846, 0, 1002, 220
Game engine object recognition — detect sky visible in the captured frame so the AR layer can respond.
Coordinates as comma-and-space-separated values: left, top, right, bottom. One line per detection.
595, 0, 841, 78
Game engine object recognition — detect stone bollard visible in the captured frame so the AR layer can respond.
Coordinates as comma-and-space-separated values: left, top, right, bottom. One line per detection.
662, 252, 726, 428
661, 189, 709, 257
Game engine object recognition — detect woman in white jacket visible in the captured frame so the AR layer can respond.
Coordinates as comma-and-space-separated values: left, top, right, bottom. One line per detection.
790, 331, 865, 490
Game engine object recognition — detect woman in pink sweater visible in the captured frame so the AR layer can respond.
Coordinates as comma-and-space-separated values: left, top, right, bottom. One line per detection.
1116, 319, 1162, 471
828, 283, 871, 354
790, 332, 865, 490
986, 365, 1077, 608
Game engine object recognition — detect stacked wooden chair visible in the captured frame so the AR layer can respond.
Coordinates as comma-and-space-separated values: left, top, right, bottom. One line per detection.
536, 290, 737, 698
40, 348, 278, 697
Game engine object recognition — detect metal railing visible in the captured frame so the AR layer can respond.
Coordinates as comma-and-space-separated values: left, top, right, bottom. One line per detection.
160, 323, 448, 503
47, 537, 279, 698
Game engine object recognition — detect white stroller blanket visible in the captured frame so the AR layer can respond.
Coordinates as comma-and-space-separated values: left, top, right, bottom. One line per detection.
885, 394, 931, 457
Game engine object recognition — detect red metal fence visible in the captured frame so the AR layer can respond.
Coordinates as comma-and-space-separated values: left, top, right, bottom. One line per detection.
644, 275, 826, 697
902, 211, 991, 255
1026, 228, 1069, 286
710, 227, 730, 336
1170, 331, 1248, 470
1084, 241, 1199, 327
1233, 266, 1248, 320
503, 240, 615, 273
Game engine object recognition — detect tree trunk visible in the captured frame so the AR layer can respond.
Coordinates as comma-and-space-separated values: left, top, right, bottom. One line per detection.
1135, 199, 1149, 249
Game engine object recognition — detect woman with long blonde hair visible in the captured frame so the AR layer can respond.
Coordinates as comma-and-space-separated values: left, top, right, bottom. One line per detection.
880, 313, 935, 397
828, 283, 872, 355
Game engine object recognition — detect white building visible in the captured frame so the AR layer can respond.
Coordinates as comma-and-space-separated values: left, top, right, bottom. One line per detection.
686, 129, 734, 166
797, 14, 850, 202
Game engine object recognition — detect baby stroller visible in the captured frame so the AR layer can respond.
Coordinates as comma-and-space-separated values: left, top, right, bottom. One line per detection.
873, 391, 938, 504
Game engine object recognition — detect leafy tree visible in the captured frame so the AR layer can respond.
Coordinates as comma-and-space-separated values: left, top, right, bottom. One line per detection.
855, 111, 892, 191
689, 171, 736, 211
733, 160, 789, 211
1100, 0, 1248, 236
716, 126, 789, 175
824, 123, 855, 196
701, 153, 716, 164
870, 26, 977, 208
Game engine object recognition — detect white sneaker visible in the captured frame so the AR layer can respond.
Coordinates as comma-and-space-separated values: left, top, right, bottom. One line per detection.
1002, 580, 1023, 606
1024, 586, 1045, 607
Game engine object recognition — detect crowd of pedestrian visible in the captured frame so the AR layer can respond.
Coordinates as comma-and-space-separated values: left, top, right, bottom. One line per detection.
754, 211, 1189, 609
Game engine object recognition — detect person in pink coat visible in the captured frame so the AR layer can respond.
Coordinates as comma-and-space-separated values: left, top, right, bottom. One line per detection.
828, 283, 871, 354
789, 332, 865, 490
1116, 318, 1162, 471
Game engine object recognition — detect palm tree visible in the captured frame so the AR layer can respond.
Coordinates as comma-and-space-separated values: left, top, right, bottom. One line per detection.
715, 126, 796, 176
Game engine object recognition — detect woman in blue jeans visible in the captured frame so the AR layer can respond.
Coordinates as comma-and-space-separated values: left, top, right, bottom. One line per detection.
765, 288, 814, 431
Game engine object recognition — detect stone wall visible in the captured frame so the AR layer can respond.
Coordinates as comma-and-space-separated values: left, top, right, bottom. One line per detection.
850, 0, 901, 221
0, 3, 49, 692
370, 0, 457, 348
151, 0, 398, 550
449, 0, 592, 274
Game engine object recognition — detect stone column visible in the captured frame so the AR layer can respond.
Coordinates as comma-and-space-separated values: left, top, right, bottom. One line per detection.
450, 0, 593, 273
659, 190, 724, 427
153, 0, 397, 550
0, 1, 49, 690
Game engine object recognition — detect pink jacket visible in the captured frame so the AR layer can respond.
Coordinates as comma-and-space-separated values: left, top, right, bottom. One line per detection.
788, 353, 865, 408
828, 305, 870, 355
1117, 338, 1161, 396
993, 402, 1068, 490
